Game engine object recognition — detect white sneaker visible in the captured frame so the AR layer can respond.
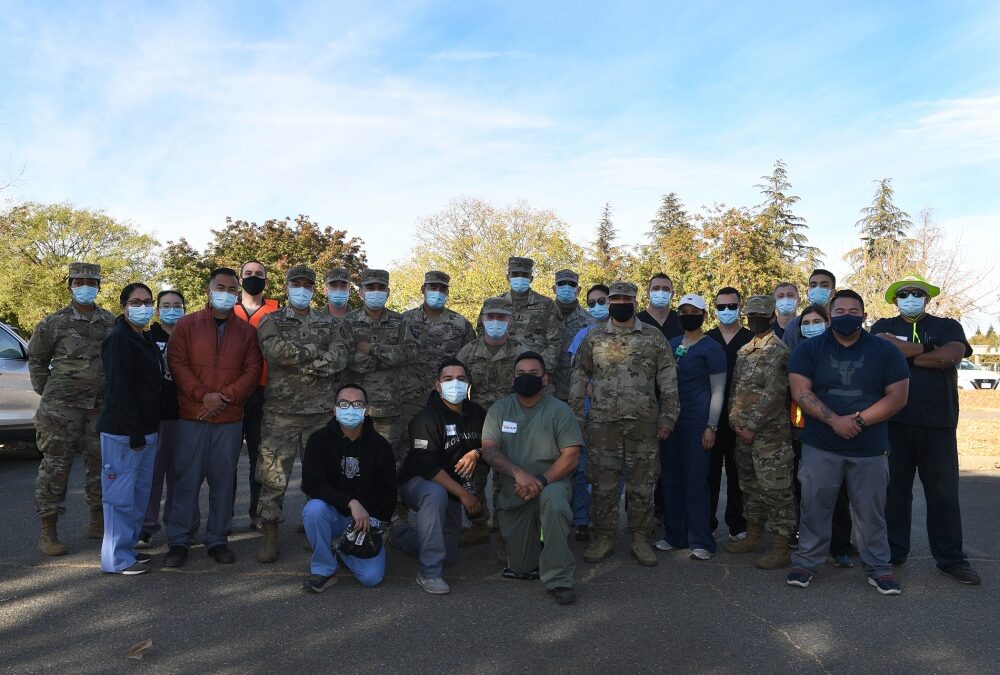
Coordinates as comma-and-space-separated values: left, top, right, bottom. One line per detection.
690, 548, 713, 561
728, 531, 748, 543
416, 574, 451, 595
652, 539, 676, 551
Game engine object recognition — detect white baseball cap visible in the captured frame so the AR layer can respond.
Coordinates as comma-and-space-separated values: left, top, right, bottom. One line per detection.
677, 293, 707, 311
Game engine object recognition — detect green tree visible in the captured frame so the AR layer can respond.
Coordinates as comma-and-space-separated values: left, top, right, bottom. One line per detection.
580, 203, 636, 292
755, 159, 822, 267
856, 178, 913, 254
639, 192, 706, 298
0, 202, 160, 333
160, 238, 214, 308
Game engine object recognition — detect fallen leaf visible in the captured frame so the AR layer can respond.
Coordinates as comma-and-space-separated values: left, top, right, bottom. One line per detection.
126, 639, 153, 661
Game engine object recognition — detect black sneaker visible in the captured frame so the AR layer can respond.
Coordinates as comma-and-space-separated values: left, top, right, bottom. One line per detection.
163, 546, 188, 568
868, 574, 902, 595
135, 552, 152, 564
207, 545, 236, 564
500, 566, 540, 581
786, 568, 814, 588
575, 525, 590, 542
938, 565, 981, 586
302, 573, 338, 593
547, 587, 576, 605
120, 561, 150, 576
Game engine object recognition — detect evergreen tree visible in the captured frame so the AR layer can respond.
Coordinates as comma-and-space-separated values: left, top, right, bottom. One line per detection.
755, 159, 822, 266
856, 178, 913, 256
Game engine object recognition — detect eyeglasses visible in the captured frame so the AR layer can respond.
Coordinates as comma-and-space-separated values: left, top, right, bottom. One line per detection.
895, 289, 927, 299
716, 303, 739, 311
335, 401, 366, 409
126, 300, 154, 308
556, 281, 578, 288
587, 298, 608, 307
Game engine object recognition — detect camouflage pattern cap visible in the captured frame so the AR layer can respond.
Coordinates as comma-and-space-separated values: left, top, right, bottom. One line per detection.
508, 257, 535, 275
285, 265, 316, 283
608, 281, 638, 298
424, 270, 451, 286
482, 296, 514, 315
324, 268, 351, 284
68, 262, 101, 280
554, 269, 579, 284
359, 269, 390, 286
745, 294, 776, 316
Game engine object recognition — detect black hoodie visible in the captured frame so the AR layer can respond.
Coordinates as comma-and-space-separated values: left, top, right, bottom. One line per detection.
301, 416, 397, 522
97, 316, 164, 448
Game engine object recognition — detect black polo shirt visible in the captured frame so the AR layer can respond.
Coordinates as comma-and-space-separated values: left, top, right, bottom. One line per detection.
869, 313, 971, 429
637, 309, 682, 341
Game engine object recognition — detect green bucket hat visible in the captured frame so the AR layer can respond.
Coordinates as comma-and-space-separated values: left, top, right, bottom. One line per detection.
885, 275, 940, 303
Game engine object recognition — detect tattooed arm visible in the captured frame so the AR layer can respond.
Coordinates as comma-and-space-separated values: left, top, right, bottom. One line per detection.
788, 373, 861, 440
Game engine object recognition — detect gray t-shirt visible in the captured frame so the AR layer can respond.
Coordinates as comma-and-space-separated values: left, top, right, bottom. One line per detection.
483, 393, 582, 510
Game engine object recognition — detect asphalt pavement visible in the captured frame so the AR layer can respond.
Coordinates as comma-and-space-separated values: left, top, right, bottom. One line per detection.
1, 450, 998, 674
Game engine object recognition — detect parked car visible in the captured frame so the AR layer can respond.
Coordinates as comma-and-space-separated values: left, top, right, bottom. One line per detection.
0, 322, 40, 440
957, 359, 1000, 390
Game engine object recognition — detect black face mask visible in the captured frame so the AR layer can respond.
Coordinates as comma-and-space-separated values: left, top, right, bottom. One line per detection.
748, 317, 773, 335
241, 276, 266, 296
678, 313, 705, 331
608, 302, 635, 322
513, 374, 545, 397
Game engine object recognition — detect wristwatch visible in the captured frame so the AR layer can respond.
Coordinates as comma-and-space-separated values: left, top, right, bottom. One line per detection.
707, 425, 718, 432
536, 473, 549, 487
854, 414, 867, 429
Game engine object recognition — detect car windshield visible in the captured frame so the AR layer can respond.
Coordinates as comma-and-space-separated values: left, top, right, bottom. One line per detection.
959, 361, 978, 370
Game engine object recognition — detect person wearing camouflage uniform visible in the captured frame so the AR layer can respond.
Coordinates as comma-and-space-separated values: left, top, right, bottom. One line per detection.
456, 296, 527, 547
28, 262, 116, 555
342, 269, 419, 465
725, 295, 796, 569
570, 282, 679, 567
255, 266, 354, 562
477, 256, 563, 378
552, 269, 594, 402
400, 271, 476, 428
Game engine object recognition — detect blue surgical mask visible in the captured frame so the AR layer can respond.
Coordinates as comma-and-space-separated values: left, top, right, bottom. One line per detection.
717, 308, 739, 325
159, 307, 184, 325
440, 379, 469, 404
555, 285, 576, 304
364, 290, 388, 310
327, 289, 349, 307
484, 319, 509, 339
336, 407, 365, 429
807, 287, 831, 305
288, 287, 314, 310
589, 303, 609, 320
509, 277, 530, 294
71, 286, 98, 305
801, 322, 825, 339
425, 290, 447, 310
776, 298, 798, 316
127, 306, 154, 327
650, 290, 672, 309
898, 296, 926, 318
211, 291, 238, 312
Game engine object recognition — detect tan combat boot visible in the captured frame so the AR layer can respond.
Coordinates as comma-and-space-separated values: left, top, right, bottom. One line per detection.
756, 534, 792, 570
38, 515, 67, 556
724, 522, 764, 554
583, 534, 615, 563
631, 534, 657, 567
257, 521, 279, 563
460, 520, 491, 547
86, 507, 103, 539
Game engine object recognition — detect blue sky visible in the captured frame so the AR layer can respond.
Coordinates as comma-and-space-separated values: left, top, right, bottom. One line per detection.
2, 1, 998, 324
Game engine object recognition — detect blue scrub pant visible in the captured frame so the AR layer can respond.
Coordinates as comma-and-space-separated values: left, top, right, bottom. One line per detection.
302, 499, 386, 586
100, 432, 157, 573
660, 423, 715, 552
572, 445, 591, 527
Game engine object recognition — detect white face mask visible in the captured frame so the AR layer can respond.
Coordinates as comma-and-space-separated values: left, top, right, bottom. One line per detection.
439, 379, 469, 404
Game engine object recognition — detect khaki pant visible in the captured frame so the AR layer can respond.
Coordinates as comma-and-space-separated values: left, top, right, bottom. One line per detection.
587, 420, 659, 538
34, 404, 102, 517
255, 411, 329, 522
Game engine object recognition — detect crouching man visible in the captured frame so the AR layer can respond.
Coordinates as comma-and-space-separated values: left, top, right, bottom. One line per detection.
299, 384, 397, 592
481, 351, 582, 605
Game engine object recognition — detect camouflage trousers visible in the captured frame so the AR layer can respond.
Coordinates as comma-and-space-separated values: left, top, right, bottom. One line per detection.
371, 415, 404, 467
255, 411, 329, 523
587, 420, 659, 538
734, 433, 796, 537
34, 403, 102, 517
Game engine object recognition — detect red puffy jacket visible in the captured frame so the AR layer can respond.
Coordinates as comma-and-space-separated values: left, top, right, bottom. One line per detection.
168, 305, 263, 424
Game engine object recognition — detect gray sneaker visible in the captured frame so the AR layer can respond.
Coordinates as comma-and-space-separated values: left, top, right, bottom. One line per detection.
416, 574, 451, 595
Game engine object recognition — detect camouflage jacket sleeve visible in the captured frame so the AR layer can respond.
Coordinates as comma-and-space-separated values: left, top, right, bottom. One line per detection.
728, 355, 746, 431
27, 316, 55, 394
655, 339, 680, 430
305, 319, 353, 378
461, 317, 477, 349
568, 332, 594, 422
541, 303, 564, 375
257, 315, 316, 367
744, 344, 790, 433
370, 320, 419, 368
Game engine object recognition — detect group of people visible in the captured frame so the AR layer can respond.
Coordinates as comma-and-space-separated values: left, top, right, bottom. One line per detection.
27, 256, 980, 605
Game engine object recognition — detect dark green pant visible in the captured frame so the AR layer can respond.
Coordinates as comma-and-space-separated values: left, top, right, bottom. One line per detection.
497, 482, 575, 590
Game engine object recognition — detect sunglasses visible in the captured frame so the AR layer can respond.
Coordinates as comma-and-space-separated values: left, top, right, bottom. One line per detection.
895, 289, 927, 299
716, 303, 739, 311
587, 298, 608, 307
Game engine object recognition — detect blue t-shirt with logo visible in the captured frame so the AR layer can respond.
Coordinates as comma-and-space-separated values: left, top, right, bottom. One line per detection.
788, 329, 910, 456
669, 335, 727, 428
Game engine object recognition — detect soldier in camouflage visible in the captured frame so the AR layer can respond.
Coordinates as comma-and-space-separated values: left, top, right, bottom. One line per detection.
400, 271, 476, 427
342, 269, 419, 466
552, 269, 594, 401
456, 296, 527, 547
255, 266, 354, 563
477, 256, 563, 379
28, 262, 116, 555
724, 295, 796, 569
570, 281, 679, 567
322, 268, 357, 394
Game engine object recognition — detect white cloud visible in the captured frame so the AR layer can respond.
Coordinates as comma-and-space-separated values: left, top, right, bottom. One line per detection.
429, 50, 532, 62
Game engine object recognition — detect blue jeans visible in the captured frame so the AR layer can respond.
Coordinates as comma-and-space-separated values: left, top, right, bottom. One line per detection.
302, 499, 386, 586
571, 445, 591, 527
660, 424, 715, 552
100, 432, 157, 573
394, 477, 462, 578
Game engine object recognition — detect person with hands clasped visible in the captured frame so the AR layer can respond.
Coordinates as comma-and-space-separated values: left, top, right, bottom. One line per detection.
393, 358, 486, 594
